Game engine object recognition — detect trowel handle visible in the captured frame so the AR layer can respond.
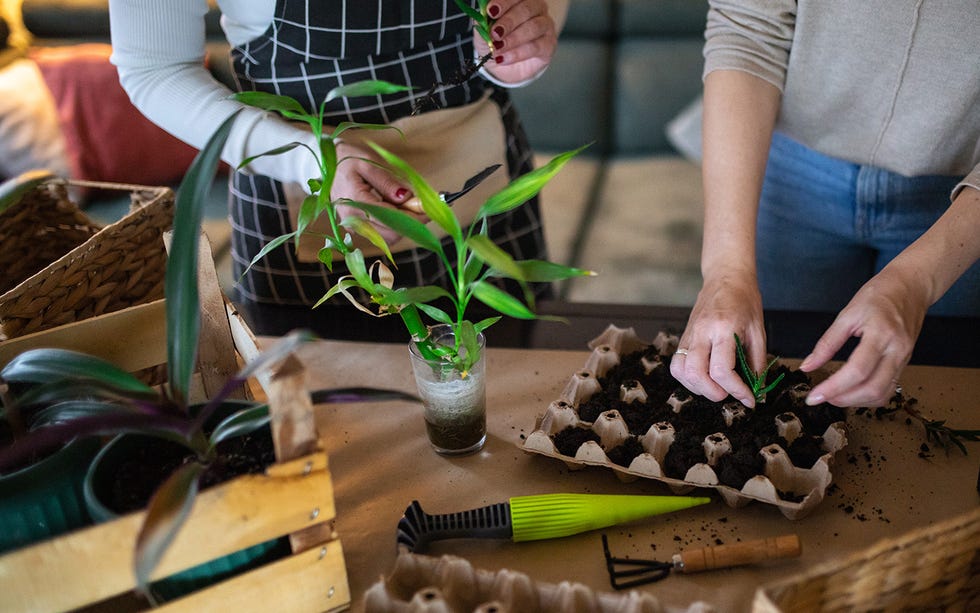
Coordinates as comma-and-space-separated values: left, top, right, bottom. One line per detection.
397, 500, 513, 552
673, 534, 801, 573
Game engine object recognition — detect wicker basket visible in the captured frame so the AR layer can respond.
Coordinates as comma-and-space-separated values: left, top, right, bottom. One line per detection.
0, 179, 174, 340
753, 506, 980, 612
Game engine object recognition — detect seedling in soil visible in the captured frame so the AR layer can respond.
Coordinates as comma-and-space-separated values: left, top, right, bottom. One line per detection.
734, 333, 785, 404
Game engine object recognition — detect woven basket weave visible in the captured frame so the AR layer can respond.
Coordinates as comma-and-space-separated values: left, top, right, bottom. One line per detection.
753, 506, 980, 612
0, 179, 174, 340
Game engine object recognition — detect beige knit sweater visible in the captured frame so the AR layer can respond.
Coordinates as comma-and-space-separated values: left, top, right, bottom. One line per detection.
704, 0, 980, 196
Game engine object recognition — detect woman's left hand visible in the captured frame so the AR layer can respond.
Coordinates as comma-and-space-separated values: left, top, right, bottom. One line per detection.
475, 0, 559, 83
800, 269, 928, 408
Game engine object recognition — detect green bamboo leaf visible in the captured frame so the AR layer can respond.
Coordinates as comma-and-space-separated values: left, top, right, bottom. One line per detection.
466, 235, 526, 281
331, 121, 403, 140
367, 143, 460, 242
1, 348, 156, 395
134, 462, 204, 598
242, 232, 299, 278
461, 251, 485, 288
453, 0, 485, 24
318, 139, 338, 195
416, 303, 453, 324
475, 24, 492, 44
231, 91, 308, 116
169, 111, 240, 404
478, 145, 588, 219
237, 142, 306, 170
473, 316, 502, 333
377, 286, 452, 306
325, 81, 413, 103
344, 250, 376, 291
313, 277, 361, 308
0, 170, 58, 215
340, 215, 395, 263
457, 320, 480, 373
507, 260, 596, 282
344, 201, 445, 255
471, 281, 536, 319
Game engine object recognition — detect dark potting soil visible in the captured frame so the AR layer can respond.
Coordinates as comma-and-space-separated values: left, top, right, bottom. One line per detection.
106, 430, 275, 514
551, 349, 847, 490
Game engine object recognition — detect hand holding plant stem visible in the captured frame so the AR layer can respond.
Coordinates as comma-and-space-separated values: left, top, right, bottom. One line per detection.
734, 333, 785, 404
234, 82, 594, 374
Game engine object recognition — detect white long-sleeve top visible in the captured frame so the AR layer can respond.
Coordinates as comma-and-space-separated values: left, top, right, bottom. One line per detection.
703, 0, 980, 195
109, 0, 323, 185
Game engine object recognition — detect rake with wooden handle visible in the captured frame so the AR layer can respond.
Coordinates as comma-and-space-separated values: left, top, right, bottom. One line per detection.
602, 533, 803, 589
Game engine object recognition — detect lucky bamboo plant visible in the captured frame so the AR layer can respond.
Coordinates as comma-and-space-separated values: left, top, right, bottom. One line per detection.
0, 111, 416, 600
235, 81, 593, 374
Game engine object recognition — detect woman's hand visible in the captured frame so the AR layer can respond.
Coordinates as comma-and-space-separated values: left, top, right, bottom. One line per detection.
801, 269, 928, 408
476, 0, 559, 84
670, 270, 766, 408
330, 141, 423, 244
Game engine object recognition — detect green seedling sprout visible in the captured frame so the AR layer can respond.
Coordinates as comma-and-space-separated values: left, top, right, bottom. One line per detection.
734, 333, 785, 404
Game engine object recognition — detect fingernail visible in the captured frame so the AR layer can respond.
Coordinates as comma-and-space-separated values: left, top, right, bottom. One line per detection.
488, 4, 500, 17
799, 355, 813, 370
493, 39, 504, 49
493, 25, 505, 38
805, 393, 824, 406
494, 55, 504, 64
395, 188, 408, 199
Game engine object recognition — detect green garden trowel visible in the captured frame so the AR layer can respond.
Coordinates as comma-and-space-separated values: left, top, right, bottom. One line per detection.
397, 493, 711, 552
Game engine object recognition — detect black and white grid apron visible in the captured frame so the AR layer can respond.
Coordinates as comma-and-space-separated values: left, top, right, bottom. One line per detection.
228, 0, 549, 308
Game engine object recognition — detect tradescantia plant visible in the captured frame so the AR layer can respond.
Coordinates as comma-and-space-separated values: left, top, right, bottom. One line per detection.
234, 81, 593, 375
0, 111, 416, 601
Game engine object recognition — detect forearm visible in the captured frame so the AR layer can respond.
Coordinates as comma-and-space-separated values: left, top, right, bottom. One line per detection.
109, 0, 319, 184
700, 69, 781, 281
883, 186, 980, 306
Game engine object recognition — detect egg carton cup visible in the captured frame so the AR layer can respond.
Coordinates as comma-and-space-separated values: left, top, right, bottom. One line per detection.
365, 552, 716, 613
522, 326, 848, 520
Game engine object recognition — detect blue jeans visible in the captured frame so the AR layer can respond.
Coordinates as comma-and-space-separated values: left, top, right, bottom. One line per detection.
757, 133, 980, 316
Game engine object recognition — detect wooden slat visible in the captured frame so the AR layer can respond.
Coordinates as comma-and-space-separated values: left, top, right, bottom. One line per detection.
0, 453, 335, 613
194, 234, 247, 399
155, 539, 350, 613
0, 299, 167, 371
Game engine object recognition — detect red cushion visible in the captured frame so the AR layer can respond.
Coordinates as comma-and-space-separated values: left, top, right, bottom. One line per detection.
30, 44, 199, 188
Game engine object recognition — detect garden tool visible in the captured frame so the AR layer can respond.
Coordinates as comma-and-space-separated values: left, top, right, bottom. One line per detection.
601, 533, 802, 590
402, 164, 502, 213
396, 493, 711, 552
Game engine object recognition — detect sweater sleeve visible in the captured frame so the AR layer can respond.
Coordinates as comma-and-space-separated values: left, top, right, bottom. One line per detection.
702, 0, 797, 92
108, 0, 320, 185
952, 164, 980, 201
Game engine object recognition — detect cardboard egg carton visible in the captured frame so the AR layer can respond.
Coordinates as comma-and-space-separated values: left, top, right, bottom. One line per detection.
364, 552, 716, 613
522, 325, 848, 520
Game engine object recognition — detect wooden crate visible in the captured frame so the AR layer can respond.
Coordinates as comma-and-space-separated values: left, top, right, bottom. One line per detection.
0, 238, 350, 612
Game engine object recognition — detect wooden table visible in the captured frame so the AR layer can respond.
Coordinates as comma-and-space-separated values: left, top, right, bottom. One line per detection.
293, 330, 980, 611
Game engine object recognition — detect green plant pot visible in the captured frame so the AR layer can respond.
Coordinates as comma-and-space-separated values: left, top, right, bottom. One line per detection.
0, 436, 101, 554
82, 405, 288, 601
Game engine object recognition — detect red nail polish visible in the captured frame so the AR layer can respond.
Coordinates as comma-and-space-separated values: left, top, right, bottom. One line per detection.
493, 25, 505, 38
395, 188, 408, 199
494, 55, 504, 64
494, 39, 504, 49
488, 4, 500, 17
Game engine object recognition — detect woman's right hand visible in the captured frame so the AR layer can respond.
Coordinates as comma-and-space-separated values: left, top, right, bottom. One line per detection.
669, 269, 767, 408
329, 141, 423, 244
